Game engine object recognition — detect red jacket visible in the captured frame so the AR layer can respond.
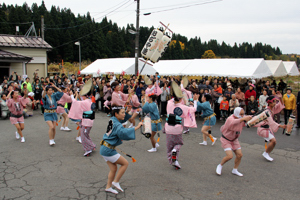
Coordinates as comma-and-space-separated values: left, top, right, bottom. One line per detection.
220, 100, 229, 110
245, 90, 256, 105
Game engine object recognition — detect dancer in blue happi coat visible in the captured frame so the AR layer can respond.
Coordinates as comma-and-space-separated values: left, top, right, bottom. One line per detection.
100, 105, 142, 195
142, 93, 162, 152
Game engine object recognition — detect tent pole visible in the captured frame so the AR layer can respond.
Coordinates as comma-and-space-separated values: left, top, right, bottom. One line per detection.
140, 59, 148, 75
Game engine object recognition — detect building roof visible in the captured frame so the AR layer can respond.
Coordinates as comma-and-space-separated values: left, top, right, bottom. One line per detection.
0, 49, 32, 61
0, 34, 52, 49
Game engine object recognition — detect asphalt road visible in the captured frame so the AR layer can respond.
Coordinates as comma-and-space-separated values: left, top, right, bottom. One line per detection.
0, 111, 299, 200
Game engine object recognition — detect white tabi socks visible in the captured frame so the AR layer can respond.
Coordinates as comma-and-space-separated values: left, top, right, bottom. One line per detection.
262, 152, 273, 161
112, 182, 124, 192
232, 168, 243, 177
216, 164, 222, 175
148, 148, 157, 152
105, 187, 118, 194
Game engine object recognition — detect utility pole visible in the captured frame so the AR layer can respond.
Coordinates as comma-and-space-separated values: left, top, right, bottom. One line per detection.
41, 15, 44, 40
134, 0, 140, 76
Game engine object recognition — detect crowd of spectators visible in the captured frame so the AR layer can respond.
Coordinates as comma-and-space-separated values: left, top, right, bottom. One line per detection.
0, 71, 298, 128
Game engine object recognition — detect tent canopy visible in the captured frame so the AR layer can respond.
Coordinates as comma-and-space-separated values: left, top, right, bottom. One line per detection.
82, 58, 292, 79
153, 58, 272, 78
181, 58, 272, 78
81, 58, 156, 76
282, 61, 299, 76
81, 58, 132, 75
125, 58, 156, 75
265, 60, 287, 77
153, 59, 193, 76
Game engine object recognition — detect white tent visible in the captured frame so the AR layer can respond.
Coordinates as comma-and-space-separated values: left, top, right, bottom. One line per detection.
153, 59, 193, 75
180, 58, 272, 78
282, 61, 299, 76
81, 58, 157, 76
125, 58, 156, 75
265, 60, 287, 77
81, 58, 133, 75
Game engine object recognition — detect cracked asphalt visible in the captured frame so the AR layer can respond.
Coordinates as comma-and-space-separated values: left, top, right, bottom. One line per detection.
0, 111, 299, 200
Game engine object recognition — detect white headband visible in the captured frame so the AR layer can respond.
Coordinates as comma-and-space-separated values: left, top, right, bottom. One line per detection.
112, 106, 124, 110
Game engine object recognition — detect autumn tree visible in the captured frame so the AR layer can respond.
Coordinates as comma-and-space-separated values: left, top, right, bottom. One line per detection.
202, 50, 216, 59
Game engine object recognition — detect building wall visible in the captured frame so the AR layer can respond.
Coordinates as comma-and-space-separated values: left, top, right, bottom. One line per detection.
1, 47, 49, 77
9, 62, 23, 76
27, 63, 45, 80
1, 47, 47, 58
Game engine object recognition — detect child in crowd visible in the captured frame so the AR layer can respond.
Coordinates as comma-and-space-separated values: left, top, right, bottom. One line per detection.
220, 96, 229, 120
247, 95, 258, 115
104, 96, 112, 117
229, 94, 239, 114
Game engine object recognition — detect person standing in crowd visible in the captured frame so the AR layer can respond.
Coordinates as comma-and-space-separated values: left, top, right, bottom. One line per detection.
70, 74, 76, 86
32, 79, 42, 108
259, 90, 268, 110
198, 80, 206, 91
224, 86, 234, 100
104, 96, 112, 116
229, 94, 239, 114
0, 93, 9, 119
247, 95, 258, 115
136, 82, 145, 101
220, 96, 229, 120
103, 82, 112, 103
56, 78, 63, 88
21, 77, 32, 92
245, 84, 256, 112
211, 84, 222, 120
296, 90, 300, 128
92, 80, 100, 111
98, 79, 106, 112
205, 80, 212, 91
160, 82, 170, 117
189, 80, 198, 94
278, 79, 286, 94
282, 88, 296, 125
123, 80, 131, 94
42, 83, 64, 146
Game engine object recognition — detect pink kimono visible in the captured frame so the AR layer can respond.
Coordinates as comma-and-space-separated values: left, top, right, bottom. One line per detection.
69, 98, 95, 153
255, 101, 285, 138
56, 93, 72, 114
111, 91, 128, 106
7, 97, 27, 124
130, 94, 141, 113
220, 115, 246, 150
104, 100, 111, 109
145, 84, 162, 96
69, 99, 92, 122
165, 99, 197, 165
165, 99, 197, 135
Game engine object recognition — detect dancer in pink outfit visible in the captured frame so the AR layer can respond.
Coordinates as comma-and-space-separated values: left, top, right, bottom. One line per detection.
6, 88, 28, 143
216, 107, 252, 176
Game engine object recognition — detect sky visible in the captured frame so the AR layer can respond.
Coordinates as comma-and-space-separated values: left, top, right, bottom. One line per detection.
5, 0, 300, 54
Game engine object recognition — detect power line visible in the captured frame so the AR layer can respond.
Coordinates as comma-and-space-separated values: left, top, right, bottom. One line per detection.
140, 0, 210, 11
45, 0, 133, 30
52, 11, 135, 49
0, 21, 32, 24
45, 0, 130, 27
142, 0, 222, 15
